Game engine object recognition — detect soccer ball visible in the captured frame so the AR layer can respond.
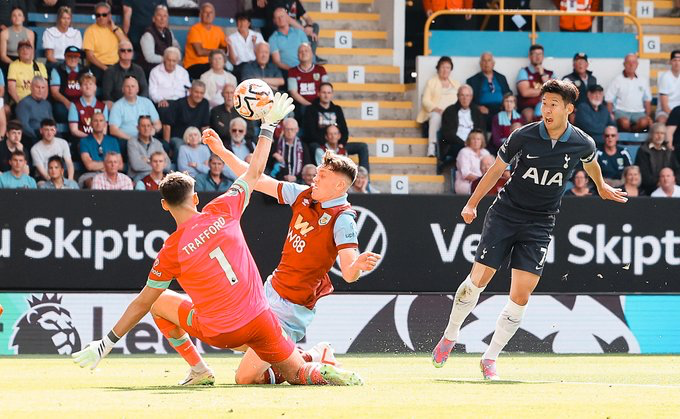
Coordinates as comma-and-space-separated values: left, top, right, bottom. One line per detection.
233, 78, 274, 121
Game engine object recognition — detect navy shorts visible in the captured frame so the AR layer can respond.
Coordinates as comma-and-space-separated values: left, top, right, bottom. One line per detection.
474, 204, 555, 275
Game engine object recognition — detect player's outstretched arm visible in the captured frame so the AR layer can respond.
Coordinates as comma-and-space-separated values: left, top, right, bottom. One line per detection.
461, 156, 508, 224
583, 159, 628, 203
72, 286, 164, 370
202, 128, 281, 198
240, 92, 295, 192
338, 248, 381, 283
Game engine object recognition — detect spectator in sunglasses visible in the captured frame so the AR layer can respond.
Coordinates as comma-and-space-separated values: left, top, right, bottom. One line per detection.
102, 40, 148, 107
83, 2, 129, 82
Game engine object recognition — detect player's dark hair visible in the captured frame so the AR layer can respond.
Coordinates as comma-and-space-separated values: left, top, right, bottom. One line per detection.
48, 155, 65, 168
436, 56, 453, 70
321, 150, 357, 185
529, 44, 544, 53
541, 79, 579, 106
159, 172, 195, 207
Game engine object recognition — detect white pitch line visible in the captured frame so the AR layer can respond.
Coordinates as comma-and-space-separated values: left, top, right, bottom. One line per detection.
445, 378, 680, 389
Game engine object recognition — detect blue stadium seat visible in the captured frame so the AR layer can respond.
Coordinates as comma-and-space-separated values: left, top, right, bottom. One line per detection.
618, 132, 646, 144
624, 145, 640, 163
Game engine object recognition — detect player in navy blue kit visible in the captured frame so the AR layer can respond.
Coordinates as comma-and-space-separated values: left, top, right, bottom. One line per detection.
432, 79, 628, 380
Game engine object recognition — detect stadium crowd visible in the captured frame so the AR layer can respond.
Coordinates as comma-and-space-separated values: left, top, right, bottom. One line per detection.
0, 1, 373, 192
418, 47, 680, 198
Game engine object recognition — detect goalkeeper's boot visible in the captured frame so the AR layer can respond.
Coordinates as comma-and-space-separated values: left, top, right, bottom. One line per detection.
179, 368, 215, 386
319, 364, 363, 386
309, 342, 340, 367
432, 336, 455, 368
480, 359, 500, 381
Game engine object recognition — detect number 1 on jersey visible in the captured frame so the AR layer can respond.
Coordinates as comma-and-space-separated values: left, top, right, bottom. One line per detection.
209, 247, 239, 285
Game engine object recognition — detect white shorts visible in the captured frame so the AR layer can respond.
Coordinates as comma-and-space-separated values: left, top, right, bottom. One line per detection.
265, 276, 316, 343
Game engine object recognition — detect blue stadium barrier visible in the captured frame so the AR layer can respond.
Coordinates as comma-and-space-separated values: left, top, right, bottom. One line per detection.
429, 31, 638, 58
618, 132, 647, 144
624, 144, 640, 162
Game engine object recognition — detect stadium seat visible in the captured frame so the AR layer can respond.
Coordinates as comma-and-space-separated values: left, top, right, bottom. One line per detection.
624, 145, 640, 163
618, 132, 646, 144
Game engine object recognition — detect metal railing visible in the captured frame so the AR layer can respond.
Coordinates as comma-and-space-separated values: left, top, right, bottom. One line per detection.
423, 9, 644, 56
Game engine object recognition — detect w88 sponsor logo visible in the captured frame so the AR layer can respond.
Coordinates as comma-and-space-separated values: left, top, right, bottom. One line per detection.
286, 228, 307, 253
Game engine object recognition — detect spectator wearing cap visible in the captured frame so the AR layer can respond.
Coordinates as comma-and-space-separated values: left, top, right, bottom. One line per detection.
287, 43, 328, 120
516, 44, 555, 122
0, 6, 33, 77
574, 84, 614, 144
7, 40, 48, 104
108, 75, 161, 141
127, 115, 169, 181
0, 119, 29, 174
79, 112, 121, 188
240, 42, 285, 92
135, 150, 167, 190
0, 150, 36, 189
269, 7, 309, 72
122, 0, 167, 53
184, 2, 228, 80
655, 50, 680, 124
82, 2, 129, 82
148, 47, 190, 113
195, 154, 233, 192
228, 12, 264, 68
102, 40, 148, 108
43, 6, 82, 66
15, 76, 52, 147
138, 4, 181, 75
605, 53, 652, 132
563, 53, 597, 107
596, 126, 632, 187
553, 0, 597, 32
50, 46, 90, 124
39, 156, 80, 189
30, 118, 74, 182
200, 50, 237, 109
466, 52, 511, 119
68, 72, 108, 140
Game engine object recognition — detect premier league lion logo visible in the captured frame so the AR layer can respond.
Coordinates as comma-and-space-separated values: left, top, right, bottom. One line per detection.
11, 294, 81, 355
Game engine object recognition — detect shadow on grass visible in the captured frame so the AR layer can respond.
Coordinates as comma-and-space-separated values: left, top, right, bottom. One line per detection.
434, 378, 550, 385
103, 383, 302, 392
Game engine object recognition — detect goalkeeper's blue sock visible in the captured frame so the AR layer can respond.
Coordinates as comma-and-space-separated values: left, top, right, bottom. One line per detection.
154, 315, 206, 371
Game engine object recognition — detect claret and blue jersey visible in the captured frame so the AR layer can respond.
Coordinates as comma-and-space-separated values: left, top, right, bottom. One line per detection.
496, 121, 597, 215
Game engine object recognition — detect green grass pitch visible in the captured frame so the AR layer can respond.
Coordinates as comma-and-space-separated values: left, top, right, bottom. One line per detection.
1, 354, 679, 418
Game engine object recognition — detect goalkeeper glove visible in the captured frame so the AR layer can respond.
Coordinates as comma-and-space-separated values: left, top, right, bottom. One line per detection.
260, 92, 295, 138
72, 331, 120, 370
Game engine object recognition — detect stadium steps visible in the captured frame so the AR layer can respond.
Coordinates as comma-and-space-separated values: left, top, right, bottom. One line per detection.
303, 0, 442, 193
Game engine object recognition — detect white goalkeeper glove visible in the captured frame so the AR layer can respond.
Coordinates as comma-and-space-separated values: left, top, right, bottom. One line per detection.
260, 92, 295, 137
72, 331, 119, 370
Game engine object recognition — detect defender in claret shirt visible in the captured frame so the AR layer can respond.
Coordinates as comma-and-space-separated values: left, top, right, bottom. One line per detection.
73, 92, 363, 387
432, 79, 628, 380
202, 128, 380, 385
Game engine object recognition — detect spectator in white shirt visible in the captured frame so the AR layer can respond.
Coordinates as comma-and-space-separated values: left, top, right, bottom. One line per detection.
30, 118, 74, 182
605, 53, 652, 132
228, 12, 264, 67
200, 50, 237, 109
148, 47, 190, 108
42, 6, 83, 65
651, 167, 680, 197
656, 50, 680, 124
